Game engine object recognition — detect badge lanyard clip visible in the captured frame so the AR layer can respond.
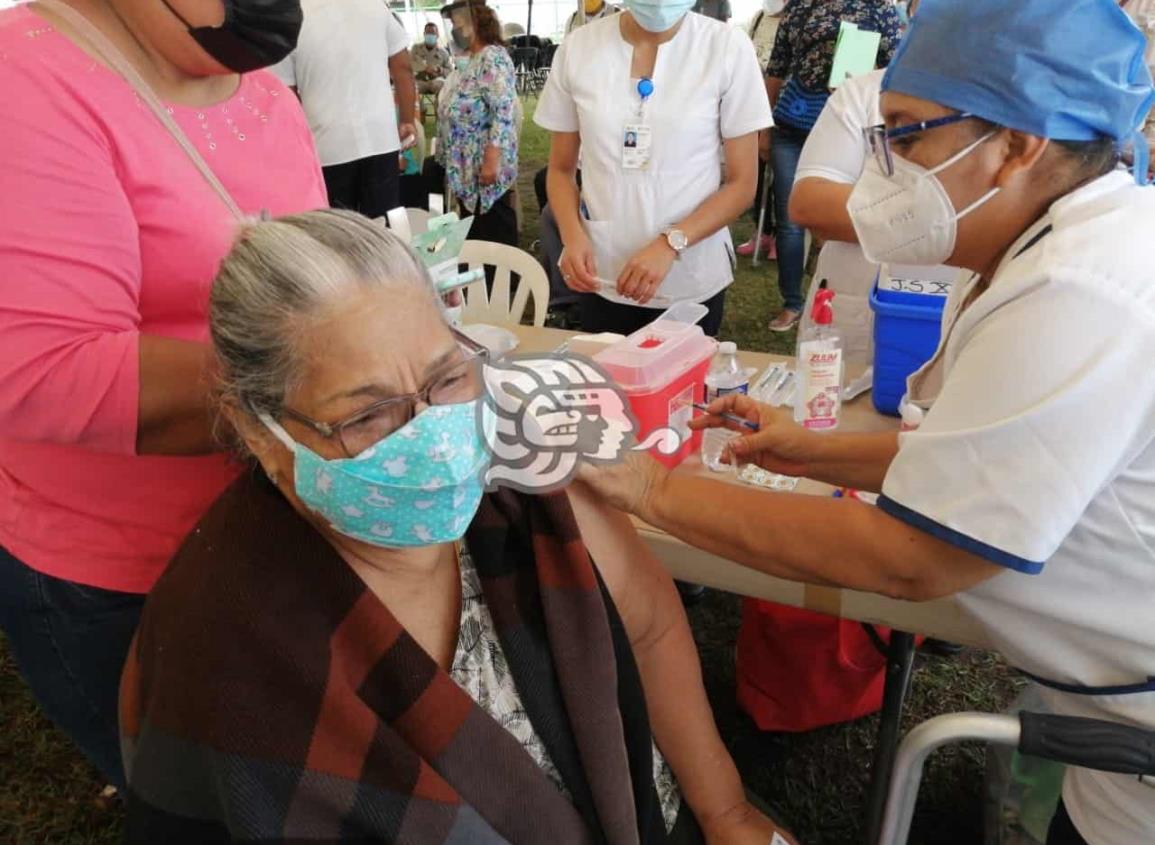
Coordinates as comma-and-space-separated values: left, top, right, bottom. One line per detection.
636, 76, 654, 119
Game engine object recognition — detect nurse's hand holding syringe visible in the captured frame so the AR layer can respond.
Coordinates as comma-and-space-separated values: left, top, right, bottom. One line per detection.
690, 394, 814, 478
690, 393, 901, 493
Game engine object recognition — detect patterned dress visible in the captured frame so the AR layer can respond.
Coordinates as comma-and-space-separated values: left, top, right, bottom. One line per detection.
437, 45, 519, 215
766, 0, 901, 89
451, 544, 683, 832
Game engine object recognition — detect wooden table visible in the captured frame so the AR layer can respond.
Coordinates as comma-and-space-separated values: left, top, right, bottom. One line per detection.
504, 323, 985, 845
509, 324, 986, 647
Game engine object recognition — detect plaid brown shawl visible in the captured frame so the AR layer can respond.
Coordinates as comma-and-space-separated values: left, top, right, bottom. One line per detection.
120, 473, 700, 844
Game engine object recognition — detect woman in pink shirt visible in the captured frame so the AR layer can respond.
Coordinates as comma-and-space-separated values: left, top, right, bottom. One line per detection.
0, 0, 325, 787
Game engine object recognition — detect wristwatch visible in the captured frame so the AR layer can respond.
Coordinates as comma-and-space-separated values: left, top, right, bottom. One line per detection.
663, 228, 689, 258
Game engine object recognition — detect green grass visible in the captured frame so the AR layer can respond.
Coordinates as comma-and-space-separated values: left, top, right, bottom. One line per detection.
0, 113, 1019, 844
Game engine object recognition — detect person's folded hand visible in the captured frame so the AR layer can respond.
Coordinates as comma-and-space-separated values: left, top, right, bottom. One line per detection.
617, 237, 676, 304
558, 233, 600, 293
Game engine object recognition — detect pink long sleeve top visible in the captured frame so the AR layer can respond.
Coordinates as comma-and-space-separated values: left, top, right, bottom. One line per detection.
0, 6, 327, 593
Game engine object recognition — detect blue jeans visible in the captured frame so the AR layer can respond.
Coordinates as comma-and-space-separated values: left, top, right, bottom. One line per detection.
771, 125, 810, 312
0, 546, 143, 787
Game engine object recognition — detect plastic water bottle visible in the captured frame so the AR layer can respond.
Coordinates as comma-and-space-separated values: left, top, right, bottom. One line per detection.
701, 342, 749, 472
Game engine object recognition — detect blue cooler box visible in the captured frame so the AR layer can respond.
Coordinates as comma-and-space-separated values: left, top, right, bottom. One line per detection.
869, 286, 947, 416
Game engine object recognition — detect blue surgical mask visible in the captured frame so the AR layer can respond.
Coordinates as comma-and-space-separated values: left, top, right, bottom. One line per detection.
424, 33, 438, 47
262, 401, 490, 548
624, 0, 694, 33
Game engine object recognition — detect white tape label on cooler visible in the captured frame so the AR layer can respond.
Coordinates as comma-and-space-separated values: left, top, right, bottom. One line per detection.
884, 277, 953, 295
771, 833, 792, 845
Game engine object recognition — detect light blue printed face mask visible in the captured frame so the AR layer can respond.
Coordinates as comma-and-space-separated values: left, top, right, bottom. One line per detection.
624, 0, 694, 33
261, 401, 490, 548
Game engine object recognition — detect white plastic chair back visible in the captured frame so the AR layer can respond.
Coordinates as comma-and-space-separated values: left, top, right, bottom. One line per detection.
405, 208, 431, 238
457, 240, 548, 327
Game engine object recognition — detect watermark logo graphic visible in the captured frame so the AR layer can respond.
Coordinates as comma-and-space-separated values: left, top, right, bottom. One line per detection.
478, 354, 683, 493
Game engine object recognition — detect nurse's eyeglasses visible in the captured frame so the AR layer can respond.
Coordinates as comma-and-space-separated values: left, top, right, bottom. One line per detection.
864, 112, 976, 176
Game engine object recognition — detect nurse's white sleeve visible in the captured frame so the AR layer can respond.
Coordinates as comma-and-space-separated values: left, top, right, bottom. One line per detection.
533, 41, 579, 133
880, 280, 1155, 574
385, 14, 409, 57
795, 80, 871, 184
720, 29, 773, 139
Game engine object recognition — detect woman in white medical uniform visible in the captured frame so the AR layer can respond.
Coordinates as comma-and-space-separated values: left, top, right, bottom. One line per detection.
577, 1, 1155, 843
534, 0, 771, 337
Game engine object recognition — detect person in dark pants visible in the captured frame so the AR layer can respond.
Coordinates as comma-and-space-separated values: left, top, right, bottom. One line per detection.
321, 152, 402, 220
272, 0, 417, 220
578, 288, 727, 337
0, 549, 143, 784
767, 123, 809, 324
438, 2, 520, 247
1047, 802, 1090, 845
536, 167, 585, 317
462, 189, 519, 246
763, 0, 901, 332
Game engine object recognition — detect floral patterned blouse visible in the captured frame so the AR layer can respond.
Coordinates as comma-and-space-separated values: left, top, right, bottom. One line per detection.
451, 544, 683, 832
767, 0, 901, 90
437, 45, 520, 215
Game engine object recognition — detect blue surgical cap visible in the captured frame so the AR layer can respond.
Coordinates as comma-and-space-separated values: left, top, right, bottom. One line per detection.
882, 0, 1155, 147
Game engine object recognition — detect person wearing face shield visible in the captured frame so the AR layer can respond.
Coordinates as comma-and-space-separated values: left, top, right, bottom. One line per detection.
536, 0, 772, 338
436, 1, 520, 247
0, 0, 325, 789
577, 2, 1155, 843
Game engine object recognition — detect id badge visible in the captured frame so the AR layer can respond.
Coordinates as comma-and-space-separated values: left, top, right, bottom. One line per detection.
621, 123, 652, 170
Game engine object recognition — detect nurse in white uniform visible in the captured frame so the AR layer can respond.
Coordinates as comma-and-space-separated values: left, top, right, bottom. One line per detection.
577, 2, 1155, 843
534, 0, 772, 337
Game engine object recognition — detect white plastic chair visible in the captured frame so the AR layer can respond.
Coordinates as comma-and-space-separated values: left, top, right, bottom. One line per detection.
405, 207, 431, 237
456, 240, 549, 328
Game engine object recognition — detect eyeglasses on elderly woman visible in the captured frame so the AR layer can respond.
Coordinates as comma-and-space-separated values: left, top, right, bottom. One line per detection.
274, 329, 489, 458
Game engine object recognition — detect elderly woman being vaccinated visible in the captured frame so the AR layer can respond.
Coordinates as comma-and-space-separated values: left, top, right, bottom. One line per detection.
119, 211, 797, 845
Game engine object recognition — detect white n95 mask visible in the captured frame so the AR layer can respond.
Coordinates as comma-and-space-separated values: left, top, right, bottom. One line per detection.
848, 132, 999, 266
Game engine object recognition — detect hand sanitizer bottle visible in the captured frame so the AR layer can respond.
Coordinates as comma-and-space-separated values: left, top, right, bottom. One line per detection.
794, 289, 843, 431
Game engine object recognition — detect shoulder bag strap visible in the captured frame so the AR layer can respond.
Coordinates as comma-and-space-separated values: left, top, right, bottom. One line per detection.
36, 0, 246, 221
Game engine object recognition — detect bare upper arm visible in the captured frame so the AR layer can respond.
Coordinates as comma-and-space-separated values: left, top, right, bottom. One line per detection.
548, 132, 582, 173
788, 177, 855, 238
861, 505, 1006, 601
388, 50, 413, 78
565, 482, 676, 648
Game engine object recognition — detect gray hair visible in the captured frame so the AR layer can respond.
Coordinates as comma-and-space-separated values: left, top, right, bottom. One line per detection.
209, 209, 442, 425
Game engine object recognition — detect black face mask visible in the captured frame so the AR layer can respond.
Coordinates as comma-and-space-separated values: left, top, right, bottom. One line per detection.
161, 0, 303, 73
